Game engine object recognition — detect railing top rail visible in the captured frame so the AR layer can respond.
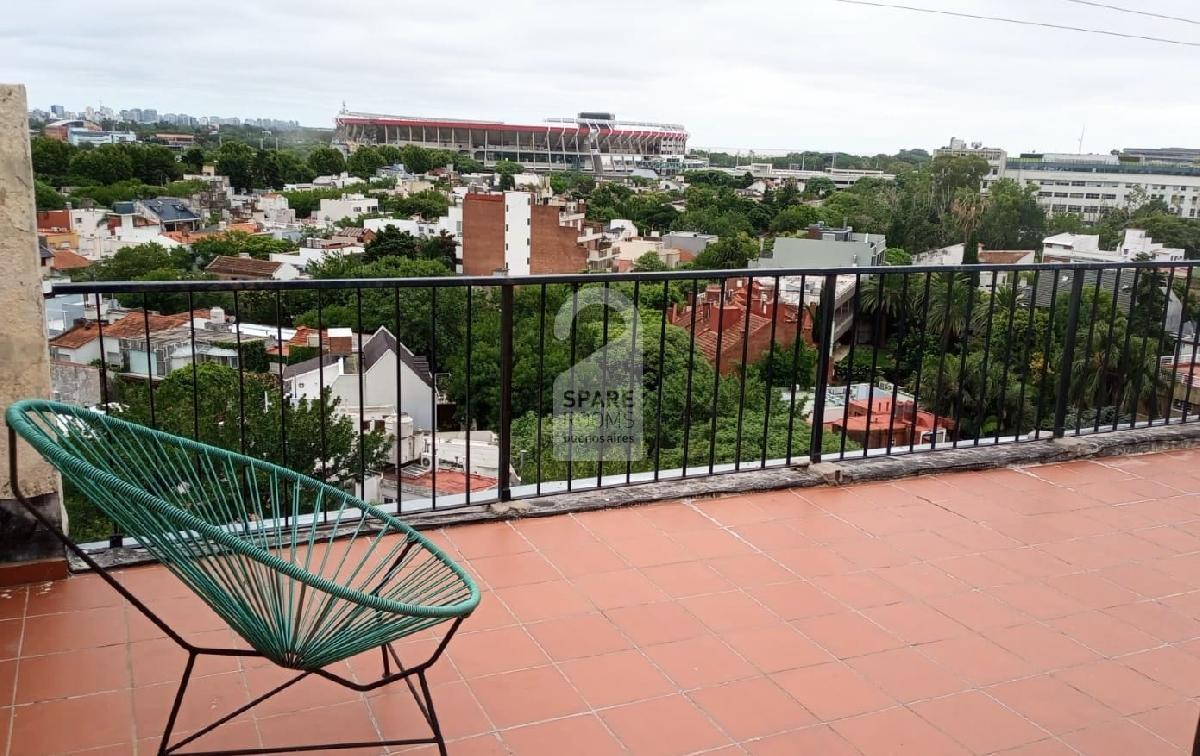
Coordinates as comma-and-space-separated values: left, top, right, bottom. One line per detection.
48, 259, 1200, 295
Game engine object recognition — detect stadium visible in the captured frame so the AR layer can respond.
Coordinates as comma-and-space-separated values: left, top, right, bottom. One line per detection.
333, 110, 691, 174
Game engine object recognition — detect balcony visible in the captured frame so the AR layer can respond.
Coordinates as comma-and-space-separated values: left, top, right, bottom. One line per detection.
4, 450, 1200, 753
13, 256, 1200, 753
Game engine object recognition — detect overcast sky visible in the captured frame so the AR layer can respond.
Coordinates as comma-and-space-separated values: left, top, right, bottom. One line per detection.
4, 0, 1197, 156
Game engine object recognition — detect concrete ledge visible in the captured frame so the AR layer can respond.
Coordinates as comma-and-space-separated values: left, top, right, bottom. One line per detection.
406, 421, 1200, 529
68, 421, 1200, 572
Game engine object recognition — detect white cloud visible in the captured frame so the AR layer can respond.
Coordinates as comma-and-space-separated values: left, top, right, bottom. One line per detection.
4, 0, 1197, 155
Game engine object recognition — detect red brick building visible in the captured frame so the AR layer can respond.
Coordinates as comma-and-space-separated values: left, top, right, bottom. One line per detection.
460, 192, 591, 276
668, 278, 813, 376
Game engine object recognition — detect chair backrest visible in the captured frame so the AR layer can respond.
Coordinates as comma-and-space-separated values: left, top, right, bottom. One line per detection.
6, 400, 478, 621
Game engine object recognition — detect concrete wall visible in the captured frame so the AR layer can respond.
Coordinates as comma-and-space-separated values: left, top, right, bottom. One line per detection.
0, 84, 66, 579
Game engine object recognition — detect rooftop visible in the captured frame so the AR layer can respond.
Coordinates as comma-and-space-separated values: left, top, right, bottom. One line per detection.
6, 450, 1200, 753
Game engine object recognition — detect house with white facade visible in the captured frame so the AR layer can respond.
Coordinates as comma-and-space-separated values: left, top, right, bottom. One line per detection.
282, 326, 438, 431
311, 194, 380, 225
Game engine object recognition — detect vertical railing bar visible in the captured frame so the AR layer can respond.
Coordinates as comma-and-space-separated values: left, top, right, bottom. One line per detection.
392, 286, 402, 514
1014, 268, 1041, 441
1114, 268, 1141, 432
733, 275, 754, 470
784, 275, 807, 465
464, 285, 472, 506
761, 275, 781, 468
624, 280, 640, 484
275, 290, 288, 471
839, 273, 862, 459
862, 273, 885, 458
994, 268, 1021, 446
567, 283, 578, 491
951, 278, 976, 448
597, 282, 611, 488
1149, 267, 1177, 426
1075, 269, 1104, 436
535, 284, 546, 495
497, 284, 514, 502
1094, 268, 1123, 434
94, 292, 109, 408
886, 272, 909, 454
429, 286, 438, 509
233, 289, 246, 457
681, 279, 699, 476
142, 291, 157, 428
1053, 268, 1085, 438
1181, 267, 1197, 424
1033, 270, 1061, 439
809, 274, 837, 464
972, 273, 999, 446
1167, 266, 1191, 425
93, 293, 119, 548
929, 273, 955, 451
707, 277, 728, 475
355, 288, 366, 500
316, 289, 328, 495
909, 272, 933, 453
652, 280, 668, 480
188, 289, 200, 442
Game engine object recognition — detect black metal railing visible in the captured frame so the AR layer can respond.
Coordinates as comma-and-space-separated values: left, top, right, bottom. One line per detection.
47, 259, 1200, 546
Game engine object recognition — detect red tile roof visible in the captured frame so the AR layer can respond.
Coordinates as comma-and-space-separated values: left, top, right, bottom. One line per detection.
399, 469, 496, 495
103, 310, 189, 339
48, 322, 101, 350
50, 249, 91, 271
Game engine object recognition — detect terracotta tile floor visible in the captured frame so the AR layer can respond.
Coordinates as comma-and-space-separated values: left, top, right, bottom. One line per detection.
5, 450, 1200, 754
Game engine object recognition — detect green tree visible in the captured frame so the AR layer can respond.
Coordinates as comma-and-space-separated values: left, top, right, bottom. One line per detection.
70, 145, 135, 184
35, 180, 66, 210
632, 251, 668, 272
307, 146, 346, 176
769, 204, 821, 233
128, 144, 182, 185
803, 176, 836, 199
215, 141, 256, 192
191, 231, 297, 267
347, 146, 386, 179
399, 144, 434, 174
181, 147, 206, 173
30, 136, 74, 178
251, 149, 284, 189
693, 233, 758, 269
977, 178, 1045, 250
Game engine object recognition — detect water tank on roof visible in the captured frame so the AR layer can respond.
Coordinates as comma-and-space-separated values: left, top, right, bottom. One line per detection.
210, 306, 226, 324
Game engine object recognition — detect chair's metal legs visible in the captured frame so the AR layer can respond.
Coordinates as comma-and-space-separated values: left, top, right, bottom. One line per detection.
417, 671, 447, 756
159, 651, 197, 756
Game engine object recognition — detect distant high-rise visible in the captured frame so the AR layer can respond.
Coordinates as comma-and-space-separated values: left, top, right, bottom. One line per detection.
142, 108, 158, 124
50, 104, 65, 119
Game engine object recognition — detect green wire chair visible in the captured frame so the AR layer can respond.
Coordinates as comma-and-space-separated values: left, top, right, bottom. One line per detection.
6, 399, 480, 756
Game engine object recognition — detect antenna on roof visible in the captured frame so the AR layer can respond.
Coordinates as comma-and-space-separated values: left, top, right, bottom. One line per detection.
1077, 125, 1086, 154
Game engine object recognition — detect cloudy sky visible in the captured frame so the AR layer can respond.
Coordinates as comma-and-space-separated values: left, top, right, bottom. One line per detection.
4, 0, 1197, 156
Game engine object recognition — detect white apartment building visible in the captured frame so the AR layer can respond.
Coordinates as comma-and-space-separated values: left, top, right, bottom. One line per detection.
1042, 228, 1184, 263
936, 138, 1200, 222
312, 194, 380, 225
70, 205, 181, 260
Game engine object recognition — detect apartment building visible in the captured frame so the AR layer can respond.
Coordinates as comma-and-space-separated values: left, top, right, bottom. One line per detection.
460, 191, 591, 275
